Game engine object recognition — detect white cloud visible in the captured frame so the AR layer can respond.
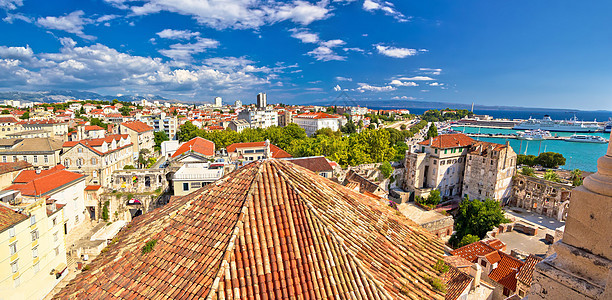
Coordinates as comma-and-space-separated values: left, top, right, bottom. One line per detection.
3, 12, 31, 23
335, 76, 352, 81
95, 14, 119, 23
289, 28, 319, 44
159, 37, 219, 61
321, 39, 345, 48
0, 45, 34, 61
420, 67, 442, 75
397, 76, 435, 81
357, 83, 396, 92
375, 44, 417, 58
389, 79, 417, 87
307, 46, 346, 61
333, 84, 341, 91
156, 29, 200, 40
429, 82, 442, 86
0, 0, 22, 10
391, 96, 416, 100
36, 11, 95, 40
107, 0, 330, 30
362, 0, 408, 22
343, 47, 365, 53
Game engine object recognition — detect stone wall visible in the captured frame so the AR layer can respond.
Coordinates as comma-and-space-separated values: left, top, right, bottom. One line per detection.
508, 174, 572, 221
420, 214, 454, 239
111, 169, 167, 193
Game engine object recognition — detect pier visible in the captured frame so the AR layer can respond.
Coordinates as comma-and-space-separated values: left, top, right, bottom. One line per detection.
464, 133, 570, 140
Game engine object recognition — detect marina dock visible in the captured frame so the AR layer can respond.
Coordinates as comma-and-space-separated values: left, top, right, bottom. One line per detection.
464, 133, 570, 140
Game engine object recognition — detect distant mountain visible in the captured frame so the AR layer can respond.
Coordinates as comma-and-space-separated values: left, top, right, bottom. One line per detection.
0, 90, 168, 103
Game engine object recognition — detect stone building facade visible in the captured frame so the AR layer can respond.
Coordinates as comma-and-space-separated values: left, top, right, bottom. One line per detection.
509, 174, 572, 221
462, 141, 517, 202
111, 169, 167, 193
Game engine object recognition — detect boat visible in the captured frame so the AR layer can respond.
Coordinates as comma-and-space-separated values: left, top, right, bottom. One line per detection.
565, 134, 608, 144
604, 118, 612, 133
513, 115, 601, 132
516, 129, 552, 141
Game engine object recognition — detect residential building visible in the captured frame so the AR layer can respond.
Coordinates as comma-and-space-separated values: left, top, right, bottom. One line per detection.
170, 137, 215, 163
172, 163, 224, 196
284, 156, 333, 178
234, 99, 242, 108
160, 140, 180, 158
214, 96, 222, 107
0, 199, 68, 300
226, 141, 291, 161
0, 138, 63, 170
293, 112, 340, 136
277, 110, 294, 127
55, 159, 446, 299
81, 125, 106, 139
0, 116, 19, 139
515, 254, 543, 298
398, 203, 454, 240
0, 161, 32, 189
237, 109, 278, 129
119, 121, 154, 159
462, 140, 517, 202
256, 92, 266, 108
4, 165, 87, 234
16, 120, 69, 140
61, 135, 133, 186
336, 106, 368, 116
227, 119, 249, 133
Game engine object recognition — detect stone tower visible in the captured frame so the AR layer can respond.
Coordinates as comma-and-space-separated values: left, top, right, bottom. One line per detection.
529, 132, 612, 299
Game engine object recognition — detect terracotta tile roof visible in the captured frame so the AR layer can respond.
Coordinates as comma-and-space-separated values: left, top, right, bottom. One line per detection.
5, 165, 85, 196
441, 265, 473, 300
418, 133, 475, 149
0, 116, 18, 123
85, 185, 102, 191
488, 253, 523, 291
226, 141, 292, 158
294, 112, 340, 119
171, 137, 215, 158
443, 255, 473, 269
84, 125, 104, 131
450, 239, 506, 263
54, 159, 445, 299
484, 251, 502, 264
284, 156, 333, 173
468, 141, 508, 156
121, 120, 154, 133
344, 169, 385, 195
516, 254, 543, 286
62, 135, 131, 156
0, 204, 27, 232
0, 161, 32, 175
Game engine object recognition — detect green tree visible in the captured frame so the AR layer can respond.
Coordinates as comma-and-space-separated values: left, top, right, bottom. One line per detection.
90, 118, 108, 130
177, 121, 201, 142
415, 190, 442, 209
341, 122, 357, 134
458, 234, 480, 247
535, 152, 566, 168
19, 111, 30, 119
154, 131, 169, 152
379, 161, 393, 178
426, 124, 438, 139
450, 197, 509, 248
517, 154, 537, 166
544, 170, 561, 182
520, 166, 535, 177
570, 169, 583, 186
123, 165, 135, 169
400, 124, 407, 130
1, 109, 9, 114
101, 201, 110, 221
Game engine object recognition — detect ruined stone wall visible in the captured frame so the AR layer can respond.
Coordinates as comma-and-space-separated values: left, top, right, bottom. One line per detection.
463, 146, 516, 202
111, 169, 167, 193
509, 174, 572, 221
420, 215, 454, 239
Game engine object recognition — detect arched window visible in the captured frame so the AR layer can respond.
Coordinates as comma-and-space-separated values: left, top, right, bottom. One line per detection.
76, 158, 84, 167
64, 158, 71, 167
91, 157, 97, 165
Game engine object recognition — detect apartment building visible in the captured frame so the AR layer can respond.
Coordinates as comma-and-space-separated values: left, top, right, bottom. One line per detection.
237, 109, 277, 129
0, 138, 63, 170
293, 112, 340, 136
226, 141, 291, 161
119, 121, 154, 159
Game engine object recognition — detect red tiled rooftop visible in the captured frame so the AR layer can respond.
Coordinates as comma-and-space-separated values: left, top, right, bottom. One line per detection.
226, 141, 292, 158
516, 254, 543, 285
6, 165, 84, 196
284, 156, 333, 173
121, 120, 153, 133
441, 265, 473, 300
0, 205, 27, 232
84, 125, 104, 131
294, 112, 340, 119
85, 185, 101, 191
419, 133, 475, 149
488, 253, 523, 291
450, 239, 506, 263
0, 161, 32, 175
54, 159, 445, 299
171, 137, 215, 158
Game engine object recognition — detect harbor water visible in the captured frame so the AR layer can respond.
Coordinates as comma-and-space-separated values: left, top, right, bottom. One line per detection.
451, 126, 609, 172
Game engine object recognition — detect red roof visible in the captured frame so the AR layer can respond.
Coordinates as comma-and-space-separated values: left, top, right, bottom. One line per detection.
0, 205, 27, 232
418, 133, 475, 149
121, 121, 153, 133
85, 185, 102, 191
516, 254, 543, 285
62, 135, 131, 156
84, 125, 104, 131
226, 141, 292, 158
171, 137, 215, 158
450, 239, 506, 263
488, 252, 524, 291
0, 116, 18, 123
5, 165, 84, 196
0, 161, 32, 175
295, 112, 340, 119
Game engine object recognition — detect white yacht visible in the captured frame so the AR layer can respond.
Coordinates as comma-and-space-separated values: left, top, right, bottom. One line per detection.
516, 129, 552, 141
604, 118, 612, 133
514, 115, 601, 132
565, 134, 608, 144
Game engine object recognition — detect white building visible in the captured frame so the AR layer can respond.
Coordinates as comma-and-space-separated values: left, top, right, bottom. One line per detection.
139, 113, 178, 140
238, 109, 278, 129
234, 100, 242, 108
214, 97, 222, 107
172, 163, 224, 196
293, 112, 341, 136
256, 93, 267, 109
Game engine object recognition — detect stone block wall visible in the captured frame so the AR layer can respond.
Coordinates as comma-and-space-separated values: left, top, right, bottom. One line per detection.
509, 174, 572, 221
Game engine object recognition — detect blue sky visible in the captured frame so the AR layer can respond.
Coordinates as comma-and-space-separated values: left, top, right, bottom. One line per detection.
0, 0, 611, 110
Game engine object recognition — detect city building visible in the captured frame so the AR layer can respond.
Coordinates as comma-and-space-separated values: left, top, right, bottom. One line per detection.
256, 92, 266, 108
509, 174, 572, 221
160, 140, 180, 158
234, 99, 242, 108
214, 96, 222, 107
0, 116, 19, 139
3, 165, 86, 234
119, 121, 154, 159
0, 138, 63, 170
462, 140, 517, 202
398, 202, 454, 240
170, 137, 215, 163
336, 106, 368, 116
226, 141, 291, 161
284, 156, 334, 178
515, 254, 543, 298
140, 113, 178, 140
172, 163, 224, 196
0, 199, 68, 300
237, 109, 278, 129
227, 119, 249, 133
61, 135, 133, 186
15, 120, 69, 140
0, 161, 32, 189
293, 112, 340, 136
277, 109, 294, 127
55, 159, 446, 299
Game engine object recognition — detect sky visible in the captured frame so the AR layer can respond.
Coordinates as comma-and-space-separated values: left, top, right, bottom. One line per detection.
0, 0, 611, 110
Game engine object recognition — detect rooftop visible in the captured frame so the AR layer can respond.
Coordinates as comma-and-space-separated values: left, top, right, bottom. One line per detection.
171, 137, 215, 158
55, 159, 445, 299
226, 141, 292, 159
0, 161, 32, 175
418, 133, 475, 149
294, 112, 340, 119
5, 165, 85, 197
283, 156, 333, 173
121, 120, 154, 133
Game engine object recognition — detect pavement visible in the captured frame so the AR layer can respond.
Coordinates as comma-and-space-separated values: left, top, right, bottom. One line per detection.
504, 207, 565, 231
497, 208, 566, 258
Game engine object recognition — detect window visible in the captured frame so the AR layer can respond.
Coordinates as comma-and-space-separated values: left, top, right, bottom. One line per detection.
53, 232, 58, 242
11, 260, 18, 273
54, 247, 60, 256
10, 242, 17, 255
32, 246, 38, 258
190, 182, 202, 189
78, 147, 83, 153
9, 227, 15, 238
64, 158, 70, 167
183, 183, 189, 191
33, 262, 40, 273
93, 170, 98, 178
458, 157, 462, 163
433, 160, 437, 164
30, 215, 36, 225
503, 287, 510, 296
91, 158, 97, 165
75, 215, 79, 223
33, 156, 38, 163
480, 260, 487, 267
12, 156, 17, 162
44, 155, 48, 163
31, 229, 39, 241
77, 158, 83, 167
23, 156, 27, 162
440, 160, 445, 165
52, 218, 57, 226
444, 149, 447, 154
2, 156, 5, 162
434, 149, 438, 154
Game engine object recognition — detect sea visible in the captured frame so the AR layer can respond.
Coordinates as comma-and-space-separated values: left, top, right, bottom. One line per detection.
450, 126, 609, 172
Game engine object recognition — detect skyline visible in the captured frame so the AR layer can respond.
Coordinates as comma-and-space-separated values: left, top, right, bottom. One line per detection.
0, 1, 611, 110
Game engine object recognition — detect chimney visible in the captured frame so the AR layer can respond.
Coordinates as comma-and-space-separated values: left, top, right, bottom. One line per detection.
264, 139, 271, 159
429, 138, 433, 146
469, 263, 482, 290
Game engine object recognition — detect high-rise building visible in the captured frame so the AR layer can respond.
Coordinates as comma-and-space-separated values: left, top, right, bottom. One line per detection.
234, 100, 242, 108
214, 97, 222, 107
256, 92, 267, 109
